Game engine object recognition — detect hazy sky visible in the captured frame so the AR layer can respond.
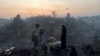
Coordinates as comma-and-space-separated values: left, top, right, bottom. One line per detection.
0, 0, 100, 18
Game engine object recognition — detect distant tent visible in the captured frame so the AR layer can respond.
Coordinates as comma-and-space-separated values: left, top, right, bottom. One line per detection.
61, 25, 67, 49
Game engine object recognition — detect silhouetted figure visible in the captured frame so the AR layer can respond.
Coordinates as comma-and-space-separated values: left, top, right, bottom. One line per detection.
61, 25, 67, 49
70, 46, 77, 56
32, 24, 40, 47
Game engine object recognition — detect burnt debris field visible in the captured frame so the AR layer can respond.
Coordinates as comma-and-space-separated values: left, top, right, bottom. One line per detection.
0, 14, 100, 56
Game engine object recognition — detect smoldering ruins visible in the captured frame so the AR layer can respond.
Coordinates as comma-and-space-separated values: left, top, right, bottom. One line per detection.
0, 13, 100, 56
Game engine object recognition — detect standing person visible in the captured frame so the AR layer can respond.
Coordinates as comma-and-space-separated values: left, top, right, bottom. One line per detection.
41, 30, 46, 46
61, 25, 67, 49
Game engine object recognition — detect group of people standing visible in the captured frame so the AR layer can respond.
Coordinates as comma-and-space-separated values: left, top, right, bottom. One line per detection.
0, 24, 98, 56
31, 24, 78, 56
31, 24, 47, 56
32, 24, 45, 48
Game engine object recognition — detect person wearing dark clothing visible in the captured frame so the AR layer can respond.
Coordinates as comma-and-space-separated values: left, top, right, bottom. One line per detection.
70, 47, 77, 56
61, 25, 67, 49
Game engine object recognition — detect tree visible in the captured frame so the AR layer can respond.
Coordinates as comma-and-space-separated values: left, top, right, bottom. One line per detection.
11, 14, 25, 37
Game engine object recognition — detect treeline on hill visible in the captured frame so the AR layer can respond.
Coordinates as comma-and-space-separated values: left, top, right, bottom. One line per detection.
0, 14, 100, 48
